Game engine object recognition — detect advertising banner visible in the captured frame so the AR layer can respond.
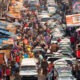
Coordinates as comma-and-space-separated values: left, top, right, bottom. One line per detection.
66, 14, 80, 26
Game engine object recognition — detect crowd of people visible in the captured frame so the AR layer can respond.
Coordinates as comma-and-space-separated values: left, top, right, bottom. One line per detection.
0, 3, 55, 80
0, 0, 80, 80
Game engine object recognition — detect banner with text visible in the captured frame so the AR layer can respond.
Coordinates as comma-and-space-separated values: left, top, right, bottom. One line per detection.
66, 14, 80, 26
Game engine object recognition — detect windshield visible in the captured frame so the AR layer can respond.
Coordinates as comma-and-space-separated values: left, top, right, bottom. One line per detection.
21, 66, 36, 71
48, 4, 52, 6
30, 5, 37, 10
59, 73, 72, 77
41, 18, 51, 22
59, 76, 74, 79
48, 4, 58, 8
30, 1, 37, 5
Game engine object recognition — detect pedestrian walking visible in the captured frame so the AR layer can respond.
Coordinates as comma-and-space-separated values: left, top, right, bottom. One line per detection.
50, 41, 59, 53
0, 67, 3, 80
5, 67, 11, 80
41, 58, 48, 76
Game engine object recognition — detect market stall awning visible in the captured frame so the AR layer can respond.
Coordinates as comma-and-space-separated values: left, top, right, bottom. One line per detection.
6, 13, 15, 18
6, 12, 21, 19
20, 7, 27, 11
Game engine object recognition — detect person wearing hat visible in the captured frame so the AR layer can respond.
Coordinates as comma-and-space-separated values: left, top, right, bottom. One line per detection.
50, 41, 59, 53
28, 51, 34, 58
26, 44, 32, 51
22, 51, 29, 58
47, 61, 54, 73
41, 58, 48, 76
15, 54, 20, 64
5, 66, 11, 80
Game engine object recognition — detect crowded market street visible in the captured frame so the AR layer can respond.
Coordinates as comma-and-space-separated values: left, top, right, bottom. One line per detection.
0, 0, 80, 80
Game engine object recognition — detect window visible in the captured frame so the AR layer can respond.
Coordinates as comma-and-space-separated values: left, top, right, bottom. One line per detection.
21, 66, 36, 71
41, 18, 51, 22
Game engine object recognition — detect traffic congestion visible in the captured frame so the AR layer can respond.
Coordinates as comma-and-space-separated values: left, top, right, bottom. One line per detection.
0, 0, 80, 80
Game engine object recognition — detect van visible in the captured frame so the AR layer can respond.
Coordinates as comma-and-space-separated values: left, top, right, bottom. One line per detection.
19, 58, 38, 80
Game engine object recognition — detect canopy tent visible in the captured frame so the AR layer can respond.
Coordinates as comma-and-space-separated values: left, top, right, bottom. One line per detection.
6, 12, 21, 19
6, 13, 15, 18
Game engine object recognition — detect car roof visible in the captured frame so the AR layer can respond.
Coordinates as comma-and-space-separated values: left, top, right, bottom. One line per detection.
54, 58, 76, 64
40, 14, 50, 18
21, 58, 36, 66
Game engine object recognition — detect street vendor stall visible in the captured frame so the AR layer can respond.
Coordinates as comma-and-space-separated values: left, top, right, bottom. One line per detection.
5, 0, 24, 21
6, 23, 17, 34
0, 21, 17, 34
6, 12, 21, 20
0, 49, 10, 59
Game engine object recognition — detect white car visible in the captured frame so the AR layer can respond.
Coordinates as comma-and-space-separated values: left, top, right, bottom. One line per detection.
19, 58, 38, 80
58, 75, 76, 80
47, 5, 58, 14
39, 10, 49, 15
51, 32, 64, 38
47, 0, 57, 5
40, 15, 51, 25
28, 0, 39, 5
54, 59, 76, 80
58, 72, 76, 80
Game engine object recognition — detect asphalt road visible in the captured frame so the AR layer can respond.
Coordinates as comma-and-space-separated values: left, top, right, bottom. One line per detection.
38, 74, 46, 80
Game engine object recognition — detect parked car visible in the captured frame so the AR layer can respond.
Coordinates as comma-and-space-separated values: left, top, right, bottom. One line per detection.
54, 61, 76, 80
58, 72, 76, 80
47, 0, 57, 5
19, 58, 38, 80
39, 10, 49, 15
47, 5, 58, 15
39, 15, 51, 25
29, 4, 37, 11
